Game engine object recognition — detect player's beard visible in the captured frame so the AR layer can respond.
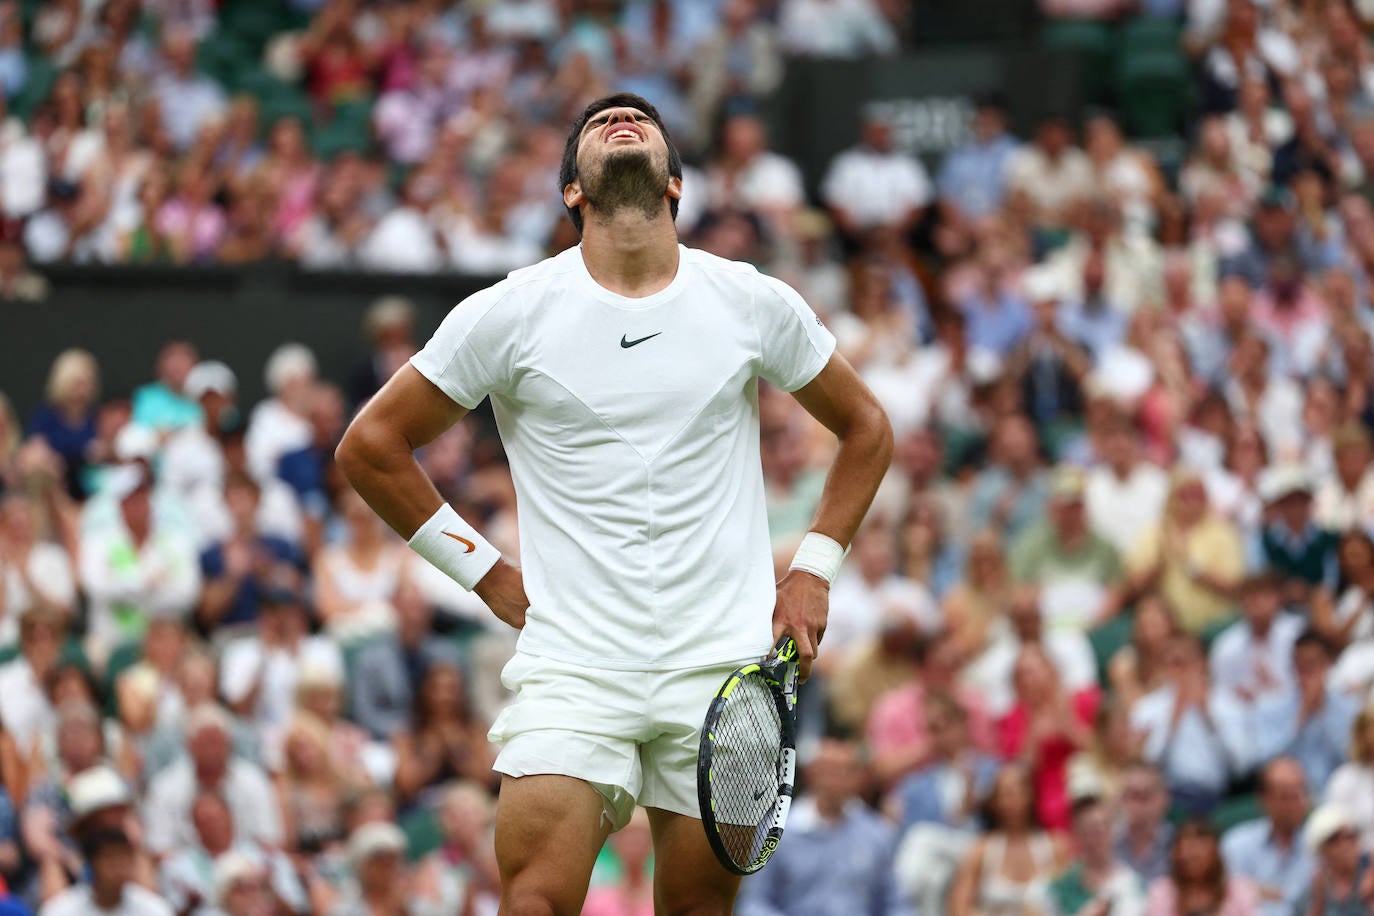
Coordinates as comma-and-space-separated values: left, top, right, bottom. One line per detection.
579, 146, 671, 224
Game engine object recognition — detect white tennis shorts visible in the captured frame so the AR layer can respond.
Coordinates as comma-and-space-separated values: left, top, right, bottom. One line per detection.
489, 651, 750, 831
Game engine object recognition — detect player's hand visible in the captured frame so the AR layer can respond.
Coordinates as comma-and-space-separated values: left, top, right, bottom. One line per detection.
473, 560, 528, 630
772, 569, 829, 683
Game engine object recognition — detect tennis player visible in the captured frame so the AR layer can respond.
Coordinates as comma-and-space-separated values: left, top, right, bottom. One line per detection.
337, 93, 893, 915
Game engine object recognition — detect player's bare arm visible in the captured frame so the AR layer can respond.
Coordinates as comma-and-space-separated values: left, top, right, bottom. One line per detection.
335, 364, 528, 629
773, 352, 893, 681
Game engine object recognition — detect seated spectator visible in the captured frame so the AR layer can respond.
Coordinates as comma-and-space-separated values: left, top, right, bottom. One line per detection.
997, 645, 1098, 832
328, 822, 413, 916
1209, 573, 1304, 705
294, 660, 376, 785
820, 110, 931, 245
828, 613, 927, 736
1130, 634, 1254, 814
1144, 819, 1260, 916
582, 806, 652, 916
1314, 425, 1374, 533
935, 93, 1020, 235
1259, 465, 1339, 610
963, 585, 1098, 719
143, 705, 282, 858
152, 25, 225, 153
942, 530, 1013, 659
314, 486, 413, 641
1085, 421, 1170, 559
1113, 762, 1174, 887
1324, 703, 1374, 854
702, 113, 804, 230
1010, 465, 1124, 631
1066, 698, 1141, 804
1107, 595, 1181, 712
0, 607, 66, 757
185, 423, 305, 553
78, 465, 200, 668
968, 415, 1051, 546
1221, 757, 1315, 916
219, 577, 343, 753
1294, 805, 1373, 916
890, 691, 1000, 916
1224, 334, 1304, 462
1254, 632, 1359, 792
1004, 115, 1093, 232
38, 827, 171, 916
0, 493, 75, 652
1004, 270, 1089, 431
129, 341, 200, 438
1126, 469, 1245, 636
159, 789, 305, 916
208, 852, 277, 916
391, 663, 495, 808
865, 629, 996, 790
245, 344, 316, 487
948, 763, 1071, 916
27, 349, 99, 499
412, 782, 497, 916
155, 162, 227, 265
1048, 794, 1146, 916
736, 738, 899, 916
776, 0, 896, 59
1315, 532, 1374, 650
823, 520, 938, 672
276, 715, 359, 860
196, 470, 302, 636
154, 359, 238, 505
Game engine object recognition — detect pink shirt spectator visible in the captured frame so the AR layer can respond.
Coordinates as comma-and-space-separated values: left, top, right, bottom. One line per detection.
997, 687, 1100, 833
274, 168, 321, 241
865, 682, 998, 761
581, 888, 654, 916
1144, 876, 1261, 916
155, 198, 227, 261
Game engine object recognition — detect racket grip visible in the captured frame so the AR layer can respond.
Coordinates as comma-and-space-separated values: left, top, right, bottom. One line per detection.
769, 636, 798, 664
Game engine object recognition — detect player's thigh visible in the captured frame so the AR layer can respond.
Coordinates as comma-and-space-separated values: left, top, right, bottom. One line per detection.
645, 806, 742, 916
494, 774, 612, 915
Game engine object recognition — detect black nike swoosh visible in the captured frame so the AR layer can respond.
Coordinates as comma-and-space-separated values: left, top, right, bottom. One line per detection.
753, 788, 768, 800
620, 332, 662, 349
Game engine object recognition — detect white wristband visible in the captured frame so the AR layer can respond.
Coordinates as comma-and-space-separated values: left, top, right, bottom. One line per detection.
407, 504, 501, 591
789, 532, 846, 586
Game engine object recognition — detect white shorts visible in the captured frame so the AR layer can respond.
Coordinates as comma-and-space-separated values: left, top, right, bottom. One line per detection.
489, 651, 750, 831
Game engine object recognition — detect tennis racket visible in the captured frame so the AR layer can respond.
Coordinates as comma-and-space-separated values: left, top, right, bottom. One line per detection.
696, 635, 800, 875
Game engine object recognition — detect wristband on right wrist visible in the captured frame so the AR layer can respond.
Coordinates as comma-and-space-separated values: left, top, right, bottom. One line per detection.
789, 531, 847, 586
407, 503, 501, 591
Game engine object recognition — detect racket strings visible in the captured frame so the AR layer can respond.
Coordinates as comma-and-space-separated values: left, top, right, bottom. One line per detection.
710, 675, 784, 867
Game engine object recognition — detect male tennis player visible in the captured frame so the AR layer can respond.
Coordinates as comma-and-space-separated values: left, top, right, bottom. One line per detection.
337, 93, 893, 915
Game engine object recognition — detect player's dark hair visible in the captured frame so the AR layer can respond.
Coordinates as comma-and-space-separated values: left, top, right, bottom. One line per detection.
559, 92, 683, 234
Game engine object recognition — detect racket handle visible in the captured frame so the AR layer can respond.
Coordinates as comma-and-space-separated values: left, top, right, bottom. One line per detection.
769, 636, 799, 664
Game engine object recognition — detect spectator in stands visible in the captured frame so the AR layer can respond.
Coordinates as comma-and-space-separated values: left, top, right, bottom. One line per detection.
581, 806, 652, 916
1114, 762, 1174, 886
391, 662, 494, 808
312, 488, 410, 642
1126, 469, 1245, 636
1259, 465, 1340, 609
1048, 794, 1146, 916
1084, 420, 1169, 558
776, 0, 897, 59
1221, 756, 1315, 916
820, 109, 931, 246
329, 821, 414, 916
1144, 819, 1259, 916
936, 94, 1019, 237
942, 530, 1012, 658
948, 763, 1070, 916
26, 348, 98, 499
1005, 114, 1093, 231
143, 704, 282, 858
1005, 269, 1090, 432
737, 737, 900, 916
1316, 532, 1374, 651
1314, 425, 1374, 534
1130, 633, 1253, 814
1254, 631, 1359, 793
39, 827, 171, 916
1294, 804, 1374, 916
412, 781, 496, 915
967, 415, 1050, 545
703, 113, 805, 231
823, 519, 937, 671
130, 340, 200, 436
1107, 595, 1180, 711
1009, 465, 1123, 631
246, 343, 316, 485
356, 170, 445, 273
0, 492, 76, 649
687, 0, 782, 143
1324, 703, 1374, 854
1209, 572, 1303, 704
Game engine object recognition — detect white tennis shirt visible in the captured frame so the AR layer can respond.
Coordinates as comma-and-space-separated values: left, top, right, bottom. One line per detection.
411, 244, 836, 670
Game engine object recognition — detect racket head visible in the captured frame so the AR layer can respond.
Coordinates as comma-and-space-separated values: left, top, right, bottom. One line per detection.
696, 638, 799, 875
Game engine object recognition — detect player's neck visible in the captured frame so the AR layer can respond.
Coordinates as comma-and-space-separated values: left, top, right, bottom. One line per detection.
579, 213, 680, 298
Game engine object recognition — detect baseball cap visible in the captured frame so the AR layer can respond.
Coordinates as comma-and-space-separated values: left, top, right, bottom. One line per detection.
212, 851, 262, 906
1022, 266, 1060, 303
1259, 464, 1313, 504
68, 765, 132, 820
1049, 465, 1086, 501
1304, 804, 1357, 853
348, 822, 407, 866
105, 463, 150, 501
184, 361, 237, 400
112, 424, 158, 463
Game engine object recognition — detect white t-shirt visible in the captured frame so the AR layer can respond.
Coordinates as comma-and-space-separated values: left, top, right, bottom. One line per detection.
39, 883, 174, 916
411, 245, 836, 670
1085, 463, 1170, 556
826, 571, 938, 655
820, 147, 933, 229
143, 757, 283, 856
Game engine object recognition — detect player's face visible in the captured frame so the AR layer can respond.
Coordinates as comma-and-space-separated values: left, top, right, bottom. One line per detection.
567, 106, 681, 220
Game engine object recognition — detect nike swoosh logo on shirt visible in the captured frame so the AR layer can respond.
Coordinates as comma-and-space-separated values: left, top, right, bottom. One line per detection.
442, 531, 476, 554
620, 332, 662, 349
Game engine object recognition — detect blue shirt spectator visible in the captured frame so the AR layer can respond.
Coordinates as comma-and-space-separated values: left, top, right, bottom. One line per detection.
1219, 758, 1316, 916
1253, 632, 1359, 792
937, 98, 1020, 221
958, 291, 1032, 358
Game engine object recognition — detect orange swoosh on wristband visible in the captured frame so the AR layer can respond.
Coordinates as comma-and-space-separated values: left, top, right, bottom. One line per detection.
442, 531, 476, 554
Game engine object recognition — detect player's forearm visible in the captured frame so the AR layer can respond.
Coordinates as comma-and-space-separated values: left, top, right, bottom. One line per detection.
336, 419, 446, 539
805, 400, 893, 547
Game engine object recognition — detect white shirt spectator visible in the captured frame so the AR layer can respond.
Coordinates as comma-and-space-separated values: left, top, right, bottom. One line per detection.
219, 635, 342, 752
0, 542, 75, 648
39, 883, 174, 916
707, 153, 807, 215
0, 655, 54, 755
821, 146, 933, 231
445, 217, 544, 275
160, 841, 307, 916
1005, 145, 1094, 224
185, 478, 305, 551
244, 399, 311, 485
78, 516, 201, 660
1314, 469, 1374, 533
0, 121, 46, 218
777, 0, 898, 58
357, 207, 443, 273
1225, 375, 1304, 460
1086, 463, 1170, 555
1208, 613, 1304, 703
153, 71, 226, 152
1130, 684, 1254, 795
144, 756, 283, 856
826, 570, 938, 657
1324, 763, 1374, 854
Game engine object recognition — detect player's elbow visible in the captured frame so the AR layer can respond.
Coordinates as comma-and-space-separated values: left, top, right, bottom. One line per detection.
858, 399, 894, 472
335, 417, 389, 487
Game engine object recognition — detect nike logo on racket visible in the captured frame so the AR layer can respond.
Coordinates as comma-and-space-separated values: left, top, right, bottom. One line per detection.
752, 788, 767, 800
442, 531, 476, 553
620, 332, 662, 348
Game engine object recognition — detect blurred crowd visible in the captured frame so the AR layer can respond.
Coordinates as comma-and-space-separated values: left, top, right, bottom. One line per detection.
1, 0, 1374, 915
